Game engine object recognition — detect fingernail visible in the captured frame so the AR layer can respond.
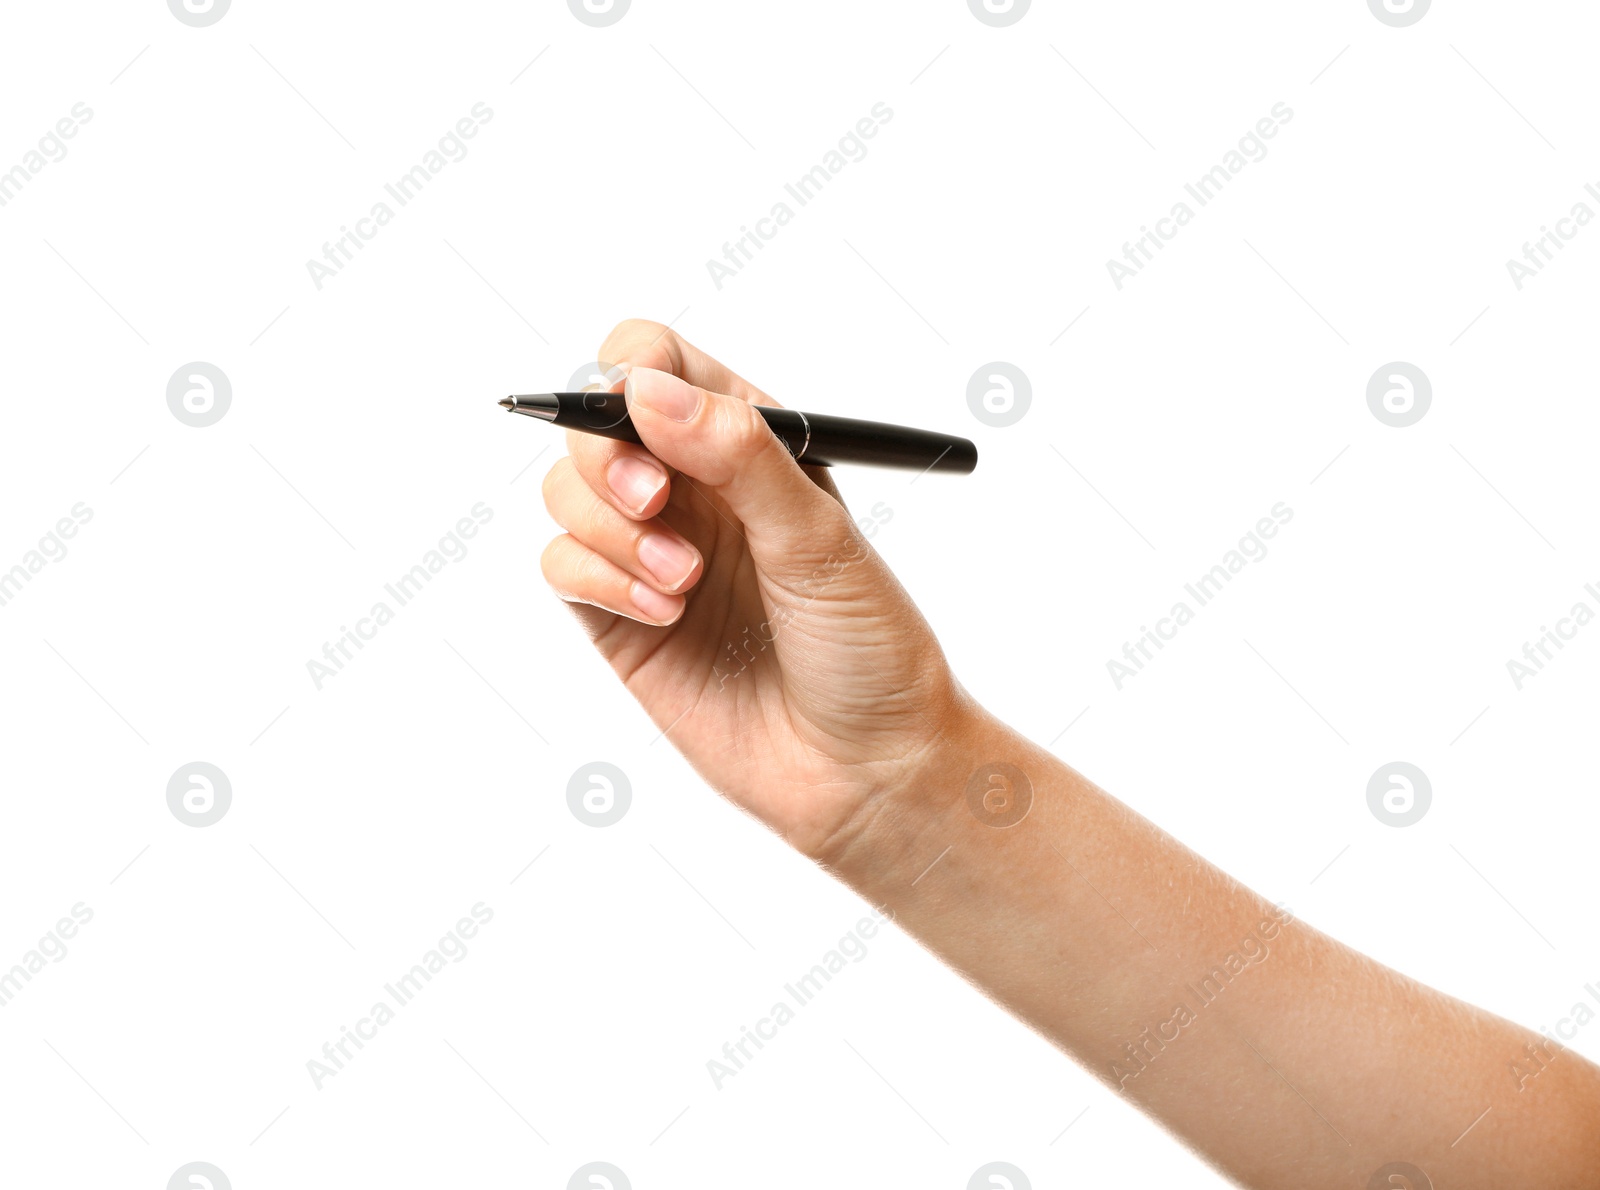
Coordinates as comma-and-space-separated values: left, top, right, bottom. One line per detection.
630, 579, 681, 624
626, 367, 700, 422
637, 533, 697, 590
607, 456, 665, 514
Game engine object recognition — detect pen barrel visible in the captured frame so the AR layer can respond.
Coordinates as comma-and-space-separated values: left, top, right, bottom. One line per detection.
768, 410, 978, 474
750, 408, 811, 461
548, 393, 977, 474
553, 392, 645, 446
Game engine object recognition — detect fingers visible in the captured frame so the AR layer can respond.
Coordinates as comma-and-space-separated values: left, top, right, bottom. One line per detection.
590, 319, 845, 507
623, 366, 857, 581
541, 456, 703, 595
564, 431, 673, 520
597, 319, 779, 408
561, 361, 673, 521
540, 533, 686, 627
542, 319, 855, 620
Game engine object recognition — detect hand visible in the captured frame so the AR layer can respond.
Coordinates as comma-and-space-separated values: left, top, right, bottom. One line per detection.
540, 326, 1600, 1190
539, 320, 969, 862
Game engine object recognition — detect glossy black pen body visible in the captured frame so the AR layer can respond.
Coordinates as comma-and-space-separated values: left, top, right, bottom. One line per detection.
498, 392, 977, 475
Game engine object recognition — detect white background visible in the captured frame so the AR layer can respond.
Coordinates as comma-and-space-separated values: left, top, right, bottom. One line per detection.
2, 1, 1597, 1186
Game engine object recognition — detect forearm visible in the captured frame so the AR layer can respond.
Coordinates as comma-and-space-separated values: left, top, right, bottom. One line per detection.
544, 324, 1599, 1183
830, 705, 1600, 1188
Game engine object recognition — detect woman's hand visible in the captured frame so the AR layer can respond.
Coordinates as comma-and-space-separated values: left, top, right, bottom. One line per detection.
539, 319, 968, 863
539, 323, 1600, 1189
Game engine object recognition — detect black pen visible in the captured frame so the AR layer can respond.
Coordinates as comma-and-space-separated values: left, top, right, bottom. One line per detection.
498, 392, 977, 475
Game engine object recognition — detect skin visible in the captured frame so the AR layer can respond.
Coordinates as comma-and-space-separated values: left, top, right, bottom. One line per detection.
539, 319, 1600, 1188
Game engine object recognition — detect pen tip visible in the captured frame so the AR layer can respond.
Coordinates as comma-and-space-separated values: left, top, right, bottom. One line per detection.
498, 396, 514, 410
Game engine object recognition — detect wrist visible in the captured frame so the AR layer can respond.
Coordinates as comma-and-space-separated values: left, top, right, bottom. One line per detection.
815, 692, 1022, 896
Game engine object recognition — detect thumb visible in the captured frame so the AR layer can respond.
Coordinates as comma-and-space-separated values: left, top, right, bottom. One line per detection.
624, 365, 856, 581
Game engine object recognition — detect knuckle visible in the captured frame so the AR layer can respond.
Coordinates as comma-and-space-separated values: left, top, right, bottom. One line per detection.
563, 428, 605, 470
541, 534, 608, 599
599, 317, 666, 362
538, 535, 567, 585
539, 456, 572, 509
722, 398, 777, 462
572, 549, 616, 597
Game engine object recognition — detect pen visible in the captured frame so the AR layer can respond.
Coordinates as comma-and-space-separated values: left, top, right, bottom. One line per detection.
498, 392, 978, 475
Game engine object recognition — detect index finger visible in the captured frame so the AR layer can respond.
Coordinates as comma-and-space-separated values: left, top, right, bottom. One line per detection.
565, 319, 842, 509
597, 319, 782, 409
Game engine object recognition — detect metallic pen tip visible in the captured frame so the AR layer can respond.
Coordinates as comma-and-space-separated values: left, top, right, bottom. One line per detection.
498, 396, 514, 410
503, 394, 561, 423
